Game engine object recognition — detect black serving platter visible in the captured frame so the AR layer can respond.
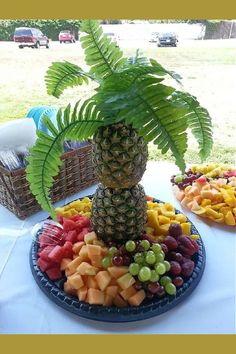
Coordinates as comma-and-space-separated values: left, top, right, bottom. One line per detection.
30, 196, 206, 323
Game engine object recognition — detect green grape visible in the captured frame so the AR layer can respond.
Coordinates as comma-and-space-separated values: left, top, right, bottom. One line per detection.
155, 253, 164, 263
163, 260, 171, 272
108, 246, 118, 257
125, 240, 136, 252
129, 263, 140, 276
138, 266, 151, 282
145, 251, 156, 265
150, 270, 160, 282
165, 282, 177, 295
160, 276, 172, 286
160, 250, 165, 257
140, 239, 150, 251
134, 252, 144, 264
151, 243, 162, 254
174, 175, 184, 183
155, 262, 166, 275
101, 257, 111, 268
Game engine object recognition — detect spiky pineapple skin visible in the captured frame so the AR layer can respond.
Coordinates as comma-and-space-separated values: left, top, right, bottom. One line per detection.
91, 184, 146, 242
92, 123, 148, 189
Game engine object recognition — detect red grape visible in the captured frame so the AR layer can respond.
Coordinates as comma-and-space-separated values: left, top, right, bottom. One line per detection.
156, 285, 165, 298
123, 255, 131, 266
147, 282, 160, 294
181, 260, 195, 277
112, 255, 123, 266
169, 252, 183, 263
163, 236, 178, 251
172, 276, 184, 288
169, 223, 182, 238
170, 261, 182, 275
160, 243, 169, 254
133, 281, 143, 291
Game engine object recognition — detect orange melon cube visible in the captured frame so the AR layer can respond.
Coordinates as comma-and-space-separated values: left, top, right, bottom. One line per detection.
108, 266, 129, 279
68, 273, 84, 290
84, 232, 97, 244
60, 258, 73, 271
87, 288, 105, 305
110, 278, 118, 286
101, 247, 109, 256
176, 190, 185, 201
76, 262, 98, 276
87, 244, 102, 259
93, 239, 105, 247
104, 294, 113, 306
79, 245, 90, 261
67, 256, 84, 274
194, 195, 202, 204
181, 196, 192, 208
86, 276, 99, 289
117, 273, 136, 290
95, 271, 111, 291
72, 241, 85, 254
91, 255, 103, 268
113, 294, 128, 307
77, 286, 88, 301
106, 285, 119, 298
120, 286, 136, 301
128, 290, 146, 306
64, 281, 77, 296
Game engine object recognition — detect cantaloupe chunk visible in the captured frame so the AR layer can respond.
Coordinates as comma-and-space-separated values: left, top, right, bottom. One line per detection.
77, 286, 87, 301
86, 276, 99, 289
128, 290, 146, 306
90, 255, 103, 268
72, 242, 85, 254
64, 281, 77, 296
76, 262, 98, 275
201, 190, 214, 200
120, 286, 136, 300
110, 278, 118, 285
194, 195, 202, 204
117, 273, 136, 290
176, 190, 185, 201
104, 294, 113, 306
84, 232, 97, 244
66, 256, 84, 274
105, 285, 118, 298
108, 266, 129, 279
79, 245, 90, 261
95, 271, 111, 291
113, 294, 128, 307
68, 273, 84, 289
101, 247, 109, 256
60, 258, 73, 271
87, 244, 102, 259
181, 196, 192, 208
187, 186, 200, 197
87, 288, 105, 305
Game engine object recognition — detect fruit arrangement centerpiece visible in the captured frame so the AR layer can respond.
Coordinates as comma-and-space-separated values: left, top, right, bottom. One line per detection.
27, 20, 212, 315
171, 163, 236, 226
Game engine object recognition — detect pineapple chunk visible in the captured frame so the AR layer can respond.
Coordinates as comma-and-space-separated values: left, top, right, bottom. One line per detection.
225, 211, 236, 226
181, 222, 191, 235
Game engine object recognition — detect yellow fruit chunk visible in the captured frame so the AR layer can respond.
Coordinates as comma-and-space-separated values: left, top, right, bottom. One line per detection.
220, 188, 236, 207
170, 220, 180, 224
145, 226, 155, 235
181, 223, 191, 235
233, 208, 236, 216
201, 199, 212, 207
205, 207, 223, 219
68, 273, 84, 290
146, 209, 159, 234
190, 234, 200, 240
163, 203, 175, 211
192, 207, 206, 215
158, 215, 170, 225
158, 223, 170, 236
225, 211, 236, 226
175, 214, 187, 223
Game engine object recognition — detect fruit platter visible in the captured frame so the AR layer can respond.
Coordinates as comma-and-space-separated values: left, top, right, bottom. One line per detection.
171, 163, 236, 226
31, 195, 205, 322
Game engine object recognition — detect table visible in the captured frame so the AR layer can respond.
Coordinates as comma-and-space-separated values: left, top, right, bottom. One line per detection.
0, 161, 235, 334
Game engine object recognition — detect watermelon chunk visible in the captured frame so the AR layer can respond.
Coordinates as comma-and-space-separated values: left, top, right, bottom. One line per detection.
46, 267, 62, 280
62, 241, 73, 258
63, 230, 78, 243
38, 245, 55, 261
48, 245, 65, 264
37, 257, 55, 272
77, 227, 90, 241
63, 219, 77, 232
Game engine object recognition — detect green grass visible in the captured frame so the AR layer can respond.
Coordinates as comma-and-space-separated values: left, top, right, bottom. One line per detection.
0, 41, 235, 165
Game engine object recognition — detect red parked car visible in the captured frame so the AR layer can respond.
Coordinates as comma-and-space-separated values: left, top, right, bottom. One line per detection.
14, 27, 49, 49
59, 30, 76, 43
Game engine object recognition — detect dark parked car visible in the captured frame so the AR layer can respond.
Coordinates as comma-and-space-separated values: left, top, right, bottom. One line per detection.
14, 27, 49, 49
157, 32, 178, 47
59, 30, 76, 43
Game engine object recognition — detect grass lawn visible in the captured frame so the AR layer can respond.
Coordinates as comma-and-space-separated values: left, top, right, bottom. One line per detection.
0, 40, 235, 165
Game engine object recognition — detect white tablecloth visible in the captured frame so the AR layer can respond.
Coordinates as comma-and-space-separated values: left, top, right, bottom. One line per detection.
0, 161, 235, 334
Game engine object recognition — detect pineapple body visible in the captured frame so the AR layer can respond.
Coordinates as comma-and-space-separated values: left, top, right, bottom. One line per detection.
92, 123, 148, 189
91, 184, 146, 242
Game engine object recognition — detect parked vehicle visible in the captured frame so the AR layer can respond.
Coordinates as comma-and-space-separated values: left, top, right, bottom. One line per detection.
157, 32, 178, 47
59, 30, 76, 43
149, 32, 159, 43
14, 27, 49, 49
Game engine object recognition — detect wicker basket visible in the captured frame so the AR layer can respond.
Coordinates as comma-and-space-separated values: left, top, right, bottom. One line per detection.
0, 143, 97, 219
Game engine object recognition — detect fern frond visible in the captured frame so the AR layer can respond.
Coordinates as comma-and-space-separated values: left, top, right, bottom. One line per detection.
150, 58, 182, 85
172, 91, 213, 160
80, 20, 126, 79
45, 61, 93, 98
26, 100, 105, 218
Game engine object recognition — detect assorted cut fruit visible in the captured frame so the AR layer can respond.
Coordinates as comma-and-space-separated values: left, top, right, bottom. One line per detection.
171, 163, 236, 226
36, 197, 200, 307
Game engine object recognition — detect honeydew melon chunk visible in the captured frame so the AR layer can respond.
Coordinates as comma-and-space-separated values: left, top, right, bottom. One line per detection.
117, 273, 136, 290
68, 273, 84, 289
77, 286, 87, 301
106, 285, 119, 298
87, 288, 105, 305
84, 232, 97, 244
76, 262, 98, 275
108, 266, 129, 279
95, 271, 111, 291
128, 290, 146, 306
120, 286, 136, 301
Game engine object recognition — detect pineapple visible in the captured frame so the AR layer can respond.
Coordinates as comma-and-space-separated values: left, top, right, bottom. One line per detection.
92, 123, 148, 189
91, 183, 146, 242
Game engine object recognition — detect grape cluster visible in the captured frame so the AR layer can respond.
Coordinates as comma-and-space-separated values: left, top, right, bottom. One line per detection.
170, 170, 203, 190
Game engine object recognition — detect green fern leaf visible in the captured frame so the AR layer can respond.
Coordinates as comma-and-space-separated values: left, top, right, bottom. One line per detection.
26, 100, 105, 218
45, 61, 92, 98
80, 20, 126, 79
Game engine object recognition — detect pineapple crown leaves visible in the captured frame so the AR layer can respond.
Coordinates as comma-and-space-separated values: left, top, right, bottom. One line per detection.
27, 19, 213, 217
26, 100, 105, 219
